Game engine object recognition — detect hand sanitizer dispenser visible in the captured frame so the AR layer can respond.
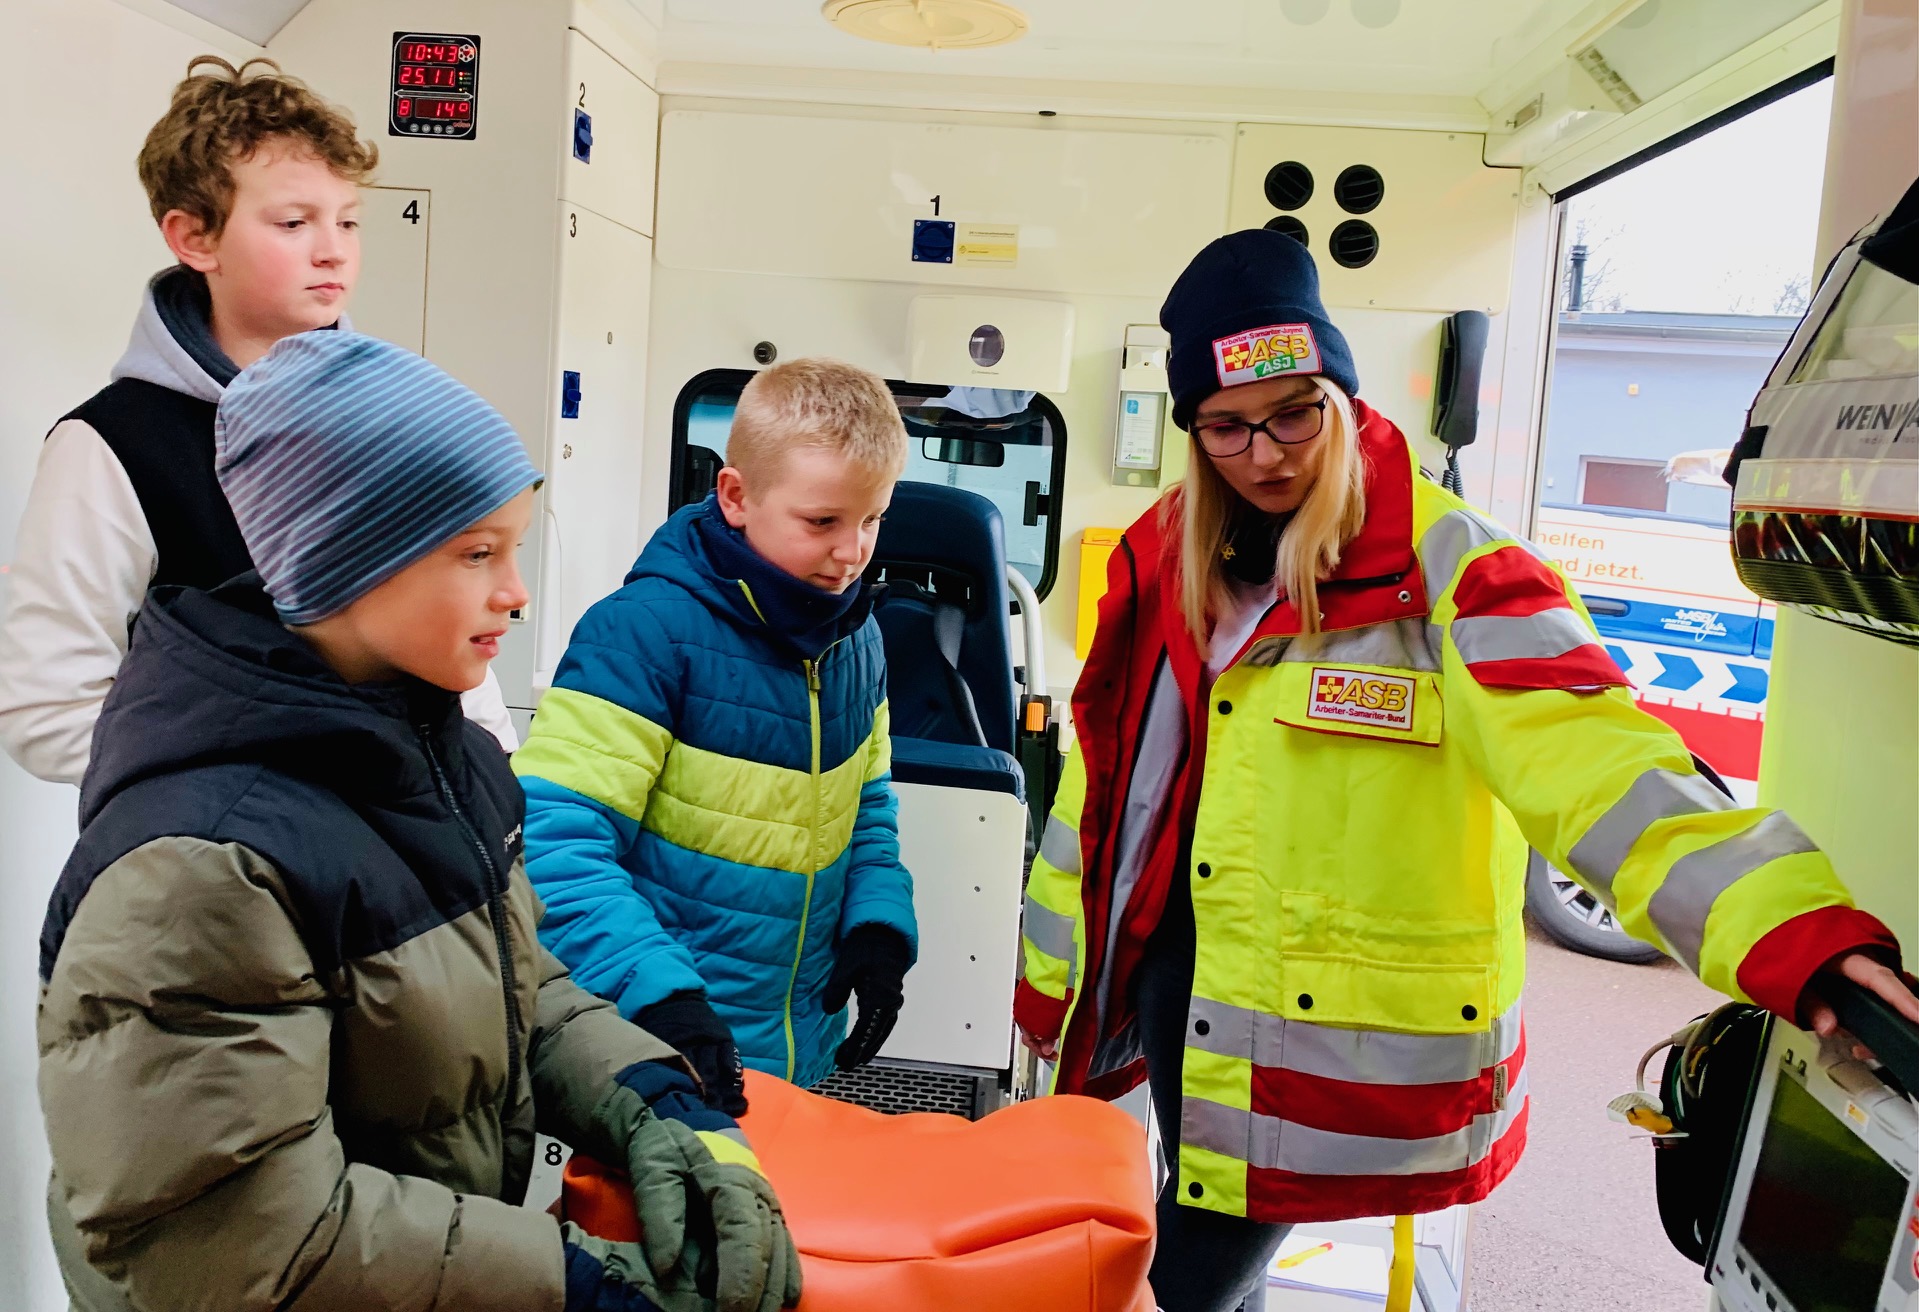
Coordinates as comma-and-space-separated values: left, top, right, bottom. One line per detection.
1113, 324, 1171, 487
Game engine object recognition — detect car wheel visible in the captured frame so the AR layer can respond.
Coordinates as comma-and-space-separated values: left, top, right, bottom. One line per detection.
1524, 849, 1665, 964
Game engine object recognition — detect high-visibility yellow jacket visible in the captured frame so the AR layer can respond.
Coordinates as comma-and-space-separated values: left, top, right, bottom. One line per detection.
1015, 404, 1896, 1225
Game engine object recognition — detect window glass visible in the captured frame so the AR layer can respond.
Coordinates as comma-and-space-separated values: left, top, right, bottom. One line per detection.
670, 371, 1066, 598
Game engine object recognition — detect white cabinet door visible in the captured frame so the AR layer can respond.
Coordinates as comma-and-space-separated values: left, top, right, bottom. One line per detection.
561, 30, 659, 237
534, 202, 653, 683
350, 186, 429, 353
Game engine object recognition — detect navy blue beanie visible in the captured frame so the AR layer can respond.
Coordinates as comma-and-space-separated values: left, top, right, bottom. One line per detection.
217, 332, 542, 624
1160, 229, 1359, 430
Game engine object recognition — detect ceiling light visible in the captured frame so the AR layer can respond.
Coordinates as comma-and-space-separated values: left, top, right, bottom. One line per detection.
822, 0, 1030, 51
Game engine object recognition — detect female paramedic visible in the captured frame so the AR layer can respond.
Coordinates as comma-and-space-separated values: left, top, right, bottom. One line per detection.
1012, 229, 1919, 1312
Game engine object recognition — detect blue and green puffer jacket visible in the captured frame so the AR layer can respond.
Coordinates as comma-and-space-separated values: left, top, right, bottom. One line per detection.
514, 500, 917, 1089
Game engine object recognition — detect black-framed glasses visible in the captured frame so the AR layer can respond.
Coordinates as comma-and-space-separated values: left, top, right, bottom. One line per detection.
1193, 396, 1328, 457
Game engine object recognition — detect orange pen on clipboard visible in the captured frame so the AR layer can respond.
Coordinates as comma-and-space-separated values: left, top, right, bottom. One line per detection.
1275, 1241, 1335, 1269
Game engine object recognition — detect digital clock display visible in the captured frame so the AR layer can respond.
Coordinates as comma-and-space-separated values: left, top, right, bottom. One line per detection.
389, 32, 479, 140
398, 41, 466, 64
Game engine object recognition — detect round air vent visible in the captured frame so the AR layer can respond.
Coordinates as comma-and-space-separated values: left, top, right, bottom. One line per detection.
1333, 164, 1385, 214
821, 0, 1029, 49
1329, 220, 1380, 269
1263, 215, 1309, 247
1263, 161, 1315, 211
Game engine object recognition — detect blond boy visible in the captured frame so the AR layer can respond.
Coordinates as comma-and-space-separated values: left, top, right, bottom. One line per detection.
513, 359, 919, 1112
0, 56, 514, 785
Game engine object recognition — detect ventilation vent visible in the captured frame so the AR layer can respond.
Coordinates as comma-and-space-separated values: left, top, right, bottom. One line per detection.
1264, 215, 1309, 246
821, 0, 1029, 49
1263, 161, 1315, 211
813, 1059, 1005, 1119
1329, 220, 1380, 269
1334, 165, 1385, 215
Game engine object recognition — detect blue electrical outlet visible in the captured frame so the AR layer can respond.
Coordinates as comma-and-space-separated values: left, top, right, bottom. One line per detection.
572, 109, 593, 163
561, 370, 582, 418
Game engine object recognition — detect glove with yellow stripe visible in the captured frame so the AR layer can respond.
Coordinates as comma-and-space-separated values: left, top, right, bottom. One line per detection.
572, 1060, 802, 1312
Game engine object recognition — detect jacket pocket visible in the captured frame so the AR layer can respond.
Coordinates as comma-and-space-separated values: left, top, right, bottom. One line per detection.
1272, 663, 1442, 746
1279, 954, 1495, 1036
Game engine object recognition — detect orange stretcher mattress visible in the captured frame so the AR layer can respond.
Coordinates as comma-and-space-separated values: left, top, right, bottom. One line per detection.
562, 1069, 1156, 1311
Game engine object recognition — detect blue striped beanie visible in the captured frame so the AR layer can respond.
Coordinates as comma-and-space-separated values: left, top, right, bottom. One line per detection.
216, 332, 541, 625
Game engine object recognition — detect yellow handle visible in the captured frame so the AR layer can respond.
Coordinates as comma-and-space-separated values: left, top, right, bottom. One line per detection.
1386, 1214, 1416, 1312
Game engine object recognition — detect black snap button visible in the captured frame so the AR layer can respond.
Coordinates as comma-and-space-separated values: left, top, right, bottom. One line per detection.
1461, 1005, 1479, 1021
1298, 994, 1314, 1010
1218, 700, 1233, 714
1195, 1019, 1211, 1036
1197, 862, 1212, 878
1188, 1182, 1204, 1198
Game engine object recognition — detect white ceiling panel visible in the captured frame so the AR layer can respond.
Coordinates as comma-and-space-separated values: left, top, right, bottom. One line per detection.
162, 0, 314, 45
656, 0, 1596, 98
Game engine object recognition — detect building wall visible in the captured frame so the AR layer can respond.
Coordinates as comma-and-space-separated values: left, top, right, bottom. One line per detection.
1540, 327, 1782, 523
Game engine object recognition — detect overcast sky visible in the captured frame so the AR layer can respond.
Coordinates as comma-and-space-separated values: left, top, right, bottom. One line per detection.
1564, 77, 1833, 316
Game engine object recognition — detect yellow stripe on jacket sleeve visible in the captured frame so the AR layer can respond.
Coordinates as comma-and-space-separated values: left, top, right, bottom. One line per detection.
647, 735, 872, 873
512, 686, 672, 822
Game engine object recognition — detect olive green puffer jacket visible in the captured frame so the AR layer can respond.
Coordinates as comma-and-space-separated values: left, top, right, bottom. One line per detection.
37, 581, 682, 1311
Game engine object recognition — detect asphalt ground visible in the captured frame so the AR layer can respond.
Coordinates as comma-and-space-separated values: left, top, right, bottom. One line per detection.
1466, 921, 1721, 1312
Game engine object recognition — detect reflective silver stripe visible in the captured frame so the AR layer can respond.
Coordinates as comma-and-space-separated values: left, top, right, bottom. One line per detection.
1182, 1069, 1529, 1177
1416, 507, 1548, 610
1184, 996, 1522, 1086
1021, 894, 1078, 964
1281, 618, 1441, 673
1648, 812, 1822, 972
1038, 816, 1081, 876
1451, 610, 1595, 666
1568, 769, 1738, 901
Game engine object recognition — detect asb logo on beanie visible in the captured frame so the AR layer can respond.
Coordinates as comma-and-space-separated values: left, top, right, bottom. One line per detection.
1213, 323, 1322, 388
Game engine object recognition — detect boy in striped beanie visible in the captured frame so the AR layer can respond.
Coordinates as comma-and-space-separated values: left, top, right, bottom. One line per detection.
40, 330, 801, 1312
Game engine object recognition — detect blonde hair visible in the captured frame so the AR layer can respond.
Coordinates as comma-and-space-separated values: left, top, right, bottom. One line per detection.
1169, 375, 1368, 649
139, 56, 378, 237
728, 358, 908, 487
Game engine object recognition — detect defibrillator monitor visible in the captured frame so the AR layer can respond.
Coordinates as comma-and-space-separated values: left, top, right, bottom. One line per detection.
1710, 1021, 1919, 1312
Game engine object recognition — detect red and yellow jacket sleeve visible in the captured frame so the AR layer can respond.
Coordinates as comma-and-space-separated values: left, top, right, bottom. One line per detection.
1425, 517, 1898, 1018
1014, 743, 1089, 1043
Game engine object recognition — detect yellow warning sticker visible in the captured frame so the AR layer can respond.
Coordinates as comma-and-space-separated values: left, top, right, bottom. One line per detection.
1846, 1101, 1869, 1126
956, 224, 1019, 266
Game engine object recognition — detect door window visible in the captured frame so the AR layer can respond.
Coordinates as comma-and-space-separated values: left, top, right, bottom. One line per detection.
670, 370, 1068, 598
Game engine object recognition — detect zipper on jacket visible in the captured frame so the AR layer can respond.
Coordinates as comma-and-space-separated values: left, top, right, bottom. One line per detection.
780, 657, 824, 1080
419, 727, 525, 1114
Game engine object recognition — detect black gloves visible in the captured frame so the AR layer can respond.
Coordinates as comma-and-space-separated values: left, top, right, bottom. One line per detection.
637, 991, 748, 1116
822, 924, 912, 1070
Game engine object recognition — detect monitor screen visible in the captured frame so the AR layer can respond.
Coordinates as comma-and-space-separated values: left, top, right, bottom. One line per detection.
1738, 1071, 1907, 1312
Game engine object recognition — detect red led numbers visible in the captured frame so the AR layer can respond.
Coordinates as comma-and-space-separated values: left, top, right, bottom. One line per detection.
390, 33, 479, 139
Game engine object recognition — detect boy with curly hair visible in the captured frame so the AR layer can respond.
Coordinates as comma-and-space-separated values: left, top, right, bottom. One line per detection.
0, 56, 516, 784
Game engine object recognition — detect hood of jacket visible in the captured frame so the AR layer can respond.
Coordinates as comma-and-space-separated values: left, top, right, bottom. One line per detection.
108, 265, 351, 404
79, 572, 467, 829
625, 496, 877, 658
